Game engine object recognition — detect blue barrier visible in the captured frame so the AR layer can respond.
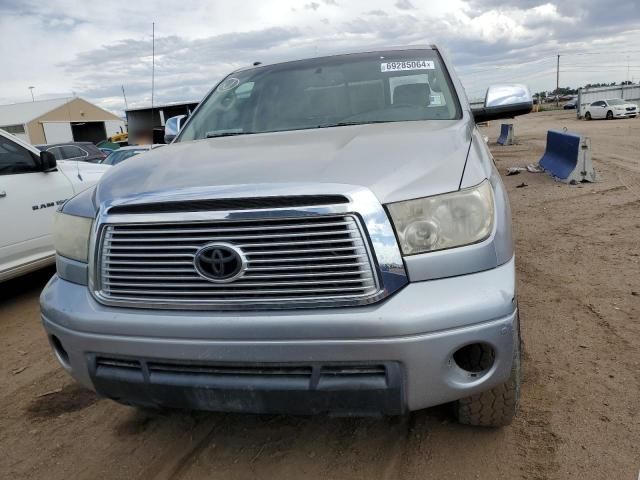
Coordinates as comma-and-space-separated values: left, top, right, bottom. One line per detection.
497, 123, 514, 145
539, 130, 595, 183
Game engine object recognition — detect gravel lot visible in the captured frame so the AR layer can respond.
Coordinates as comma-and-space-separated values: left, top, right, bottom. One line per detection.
1, 110, 639, 480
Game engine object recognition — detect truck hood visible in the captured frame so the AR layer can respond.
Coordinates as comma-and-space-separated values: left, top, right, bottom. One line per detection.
96, 120, 472, 207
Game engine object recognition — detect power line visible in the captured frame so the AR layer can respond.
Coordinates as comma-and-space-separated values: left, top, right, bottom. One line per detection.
459, 56, 555, 75
458, 48, 640, 96
560, 68, 640, 72
562, 50, 640, 56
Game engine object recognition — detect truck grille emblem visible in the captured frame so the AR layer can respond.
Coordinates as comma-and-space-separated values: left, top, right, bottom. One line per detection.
194, 243, 246, 283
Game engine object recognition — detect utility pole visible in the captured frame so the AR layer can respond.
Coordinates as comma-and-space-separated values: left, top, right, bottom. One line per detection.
556, 54, 560, 107
121, 85, 128, 110
150, 22, 155, 141
28, 86, 35, 102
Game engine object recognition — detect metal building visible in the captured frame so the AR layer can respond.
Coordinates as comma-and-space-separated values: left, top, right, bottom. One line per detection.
0, 97, 125, 145
577, 84, 640, 118
125, 100, 198, 145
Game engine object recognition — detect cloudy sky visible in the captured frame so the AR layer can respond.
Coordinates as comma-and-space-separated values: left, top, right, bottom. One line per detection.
1, 0, 640, 115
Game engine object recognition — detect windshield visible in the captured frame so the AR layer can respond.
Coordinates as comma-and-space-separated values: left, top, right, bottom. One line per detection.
102, 149, 146, 165
177, 49, 460, 142
607, 99, 624, 105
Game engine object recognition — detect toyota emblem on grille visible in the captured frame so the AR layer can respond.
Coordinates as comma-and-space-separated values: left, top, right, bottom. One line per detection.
194, 243, 246, 283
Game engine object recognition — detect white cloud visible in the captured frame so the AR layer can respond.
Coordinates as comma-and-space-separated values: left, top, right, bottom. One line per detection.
395, 0, 416, 10
1, 0, 639, 114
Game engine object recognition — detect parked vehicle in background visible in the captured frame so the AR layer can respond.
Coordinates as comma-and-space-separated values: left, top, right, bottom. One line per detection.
584, 99, 638, 120
41, 45, 532, 427
97, 139, 128, 151
0, 130, 109, 282
36, 142, 107, 163
563, 100, 577, 110
101, 145, 164, 166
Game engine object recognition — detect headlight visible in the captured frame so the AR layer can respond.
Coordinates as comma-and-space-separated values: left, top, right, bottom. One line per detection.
53, 212, 93, 262
387, 180, 494, 255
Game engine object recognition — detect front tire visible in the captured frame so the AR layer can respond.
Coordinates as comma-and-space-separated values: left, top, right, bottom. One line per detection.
606, 110, 613, 120
456, 317, 521, 427
585, 111, 592, 120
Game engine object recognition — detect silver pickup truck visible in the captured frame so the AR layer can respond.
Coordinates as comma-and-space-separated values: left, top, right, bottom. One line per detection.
40, 45, 532, 426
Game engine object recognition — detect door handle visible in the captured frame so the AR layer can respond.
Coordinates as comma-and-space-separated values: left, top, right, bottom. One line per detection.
0, 191, 6, 198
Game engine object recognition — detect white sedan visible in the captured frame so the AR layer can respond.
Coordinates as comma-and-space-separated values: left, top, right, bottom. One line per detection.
584, 98, 638, 120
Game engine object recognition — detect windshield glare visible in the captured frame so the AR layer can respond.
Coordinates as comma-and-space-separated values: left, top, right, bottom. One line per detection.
607, 99, 624, 105
178, 50, 460, 142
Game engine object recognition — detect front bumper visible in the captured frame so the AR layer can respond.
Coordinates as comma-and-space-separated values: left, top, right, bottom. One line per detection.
614, 111, 637, 118
41, 258, 518, 414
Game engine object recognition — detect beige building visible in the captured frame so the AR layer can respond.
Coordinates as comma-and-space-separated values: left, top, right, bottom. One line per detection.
0, 97, 125, 145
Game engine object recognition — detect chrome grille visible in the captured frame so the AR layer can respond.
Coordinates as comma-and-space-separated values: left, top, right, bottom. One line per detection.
96, 215, 380, 309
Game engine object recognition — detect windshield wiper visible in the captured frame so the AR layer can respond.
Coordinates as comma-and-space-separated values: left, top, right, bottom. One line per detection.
316, 120, 392, 129
205, 131, 255, 139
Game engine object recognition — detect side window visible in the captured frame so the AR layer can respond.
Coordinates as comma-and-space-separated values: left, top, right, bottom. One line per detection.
0, 136, 38, 176
61, 145, 87, 159
47, 147, 65, 160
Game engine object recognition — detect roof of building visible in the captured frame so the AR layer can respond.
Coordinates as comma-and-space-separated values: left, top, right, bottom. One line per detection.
0, 96, 121, 126
0, 97, 73, 126
125, 100, 199, 113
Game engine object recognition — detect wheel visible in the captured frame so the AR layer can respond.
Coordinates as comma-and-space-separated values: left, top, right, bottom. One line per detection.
585, 111, 591, 120
456, 316, 521, 427
606, 110, 613, 120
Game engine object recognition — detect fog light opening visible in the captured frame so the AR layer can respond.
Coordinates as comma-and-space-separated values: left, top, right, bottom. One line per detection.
453, 343, 495, 378
51, 335, 70, 369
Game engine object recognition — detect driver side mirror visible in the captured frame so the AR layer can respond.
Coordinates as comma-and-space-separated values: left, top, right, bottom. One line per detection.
39, 150, 57, 172
472, 84, 533, 123
164, 115, 187, 144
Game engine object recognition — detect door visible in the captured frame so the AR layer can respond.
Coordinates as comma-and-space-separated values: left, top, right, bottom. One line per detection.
590, 101, 607, 119
71, 122, 107, 144
43, 122, 73, 143
0, 135, 73, 278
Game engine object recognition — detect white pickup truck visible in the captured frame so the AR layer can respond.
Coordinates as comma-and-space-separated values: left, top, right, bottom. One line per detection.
0, 129, 109, 281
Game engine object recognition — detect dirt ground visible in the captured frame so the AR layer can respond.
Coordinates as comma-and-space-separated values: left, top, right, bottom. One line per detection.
1, 110, 639, 480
